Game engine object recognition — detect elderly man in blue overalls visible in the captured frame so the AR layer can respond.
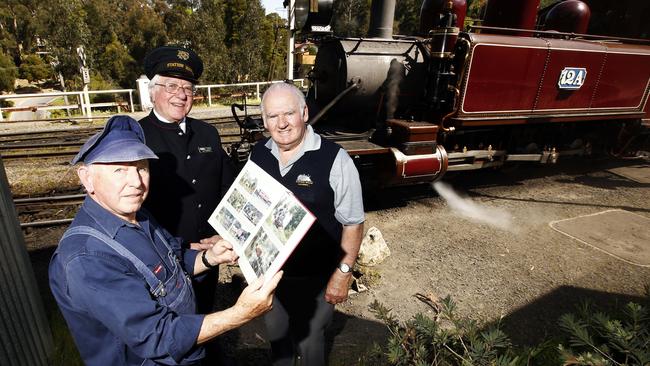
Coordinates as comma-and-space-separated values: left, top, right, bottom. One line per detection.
49, 115, 281, 366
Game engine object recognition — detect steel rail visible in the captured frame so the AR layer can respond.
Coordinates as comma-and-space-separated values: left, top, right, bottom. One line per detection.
14, 194, 86, 204
20, 218, 73, 228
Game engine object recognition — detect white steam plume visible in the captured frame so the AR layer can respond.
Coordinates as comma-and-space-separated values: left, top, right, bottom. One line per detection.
432, 181, 513, 230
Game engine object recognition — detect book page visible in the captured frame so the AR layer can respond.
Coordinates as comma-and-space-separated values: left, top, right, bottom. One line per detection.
208, 160, 315, 285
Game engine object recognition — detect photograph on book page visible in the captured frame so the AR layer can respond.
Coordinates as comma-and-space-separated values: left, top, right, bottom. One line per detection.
208, 160, 315, 284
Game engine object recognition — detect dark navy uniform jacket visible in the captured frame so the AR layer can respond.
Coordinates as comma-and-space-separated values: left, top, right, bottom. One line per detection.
139, 112, 234, 243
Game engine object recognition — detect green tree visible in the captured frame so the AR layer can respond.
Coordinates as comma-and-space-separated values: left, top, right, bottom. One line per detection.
223, 0, 268, 82
395, 0, 424, 36
190, 0, 229, 83
2, 0, 284, 90
467, 0, 487, 20
35, 0, 91, 89
98, 32, 138, 88
18, 54, 51, 82
121, 1, 168, 66
332, 0, 370, 37
0, 0, 39, 63
0, 51, 17, 91
162, 0, 196, 46
262, 13, 287, 81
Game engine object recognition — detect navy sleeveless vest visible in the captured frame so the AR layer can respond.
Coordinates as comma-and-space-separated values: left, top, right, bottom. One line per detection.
251, 137, 343, 277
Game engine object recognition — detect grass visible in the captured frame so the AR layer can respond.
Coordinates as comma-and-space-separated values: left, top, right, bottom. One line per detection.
48, 309, 83, 366
4, 158, 79, 197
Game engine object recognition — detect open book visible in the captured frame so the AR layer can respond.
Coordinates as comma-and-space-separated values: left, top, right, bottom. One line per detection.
208, 160, 315, 284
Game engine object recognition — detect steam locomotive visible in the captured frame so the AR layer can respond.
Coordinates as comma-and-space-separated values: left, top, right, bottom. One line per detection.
245, 0, 650, 187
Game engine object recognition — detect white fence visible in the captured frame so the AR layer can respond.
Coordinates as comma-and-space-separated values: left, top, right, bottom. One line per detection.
197, 79, 305, 107
0, 89, 136, 122
0, 79, 306, 122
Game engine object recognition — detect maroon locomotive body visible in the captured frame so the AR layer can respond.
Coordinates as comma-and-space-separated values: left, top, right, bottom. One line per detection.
302, 0, 650, 187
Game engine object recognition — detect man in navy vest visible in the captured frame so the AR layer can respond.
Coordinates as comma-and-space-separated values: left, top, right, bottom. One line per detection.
49, 115, 281, 366
250, 83, 365, 366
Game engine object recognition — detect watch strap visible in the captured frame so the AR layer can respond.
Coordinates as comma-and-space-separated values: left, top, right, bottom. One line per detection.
201, 250, 217, 269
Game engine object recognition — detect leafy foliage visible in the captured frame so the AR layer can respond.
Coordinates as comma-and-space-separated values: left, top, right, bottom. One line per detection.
366, 295, 547, 365
0, 51, 18, 91
395, 0, 424, 36
0, 0, 285, 89
332, 0, 370, 37
19, 54, 51, 82
367, 290, 650, 366
558, 297, 650, 366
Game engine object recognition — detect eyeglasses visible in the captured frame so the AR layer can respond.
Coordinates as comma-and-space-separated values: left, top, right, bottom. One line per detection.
154, 82, 197, 96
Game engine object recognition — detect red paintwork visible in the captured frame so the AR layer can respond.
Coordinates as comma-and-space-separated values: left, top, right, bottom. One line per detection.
534, 39, 606, 111
456, 33, 650, 125
592, 46, 650, 109
644, 94, 650, 123
402, 155, 442, 177
460, 35, 549, 113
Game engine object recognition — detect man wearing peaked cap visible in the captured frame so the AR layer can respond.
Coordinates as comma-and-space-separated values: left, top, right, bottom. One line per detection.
70, 115, 158, 165
140, 46, 236, 317
49, 115, 281, 366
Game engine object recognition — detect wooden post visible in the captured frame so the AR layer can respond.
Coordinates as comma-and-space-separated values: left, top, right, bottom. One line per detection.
0, 156, 53, 365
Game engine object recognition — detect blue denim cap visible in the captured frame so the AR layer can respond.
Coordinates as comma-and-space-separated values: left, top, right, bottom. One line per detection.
71, 115, 158, 165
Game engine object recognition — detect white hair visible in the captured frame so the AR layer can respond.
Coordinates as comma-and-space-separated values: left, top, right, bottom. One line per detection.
260, 82, 306, 119
147, 74, 161, 104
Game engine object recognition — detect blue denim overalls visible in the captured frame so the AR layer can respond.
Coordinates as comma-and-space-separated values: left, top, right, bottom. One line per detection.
62, 224, 199, 364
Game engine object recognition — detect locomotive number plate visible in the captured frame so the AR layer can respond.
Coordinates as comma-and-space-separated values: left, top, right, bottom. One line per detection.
558, 67, 587, 90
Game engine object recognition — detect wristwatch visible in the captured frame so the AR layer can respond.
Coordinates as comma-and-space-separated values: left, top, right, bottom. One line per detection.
338, 263, 352, 273
201, 250, 217, 269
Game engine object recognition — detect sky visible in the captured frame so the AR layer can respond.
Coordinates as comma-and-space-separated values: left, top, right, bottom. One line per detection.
261, 0, 287, 18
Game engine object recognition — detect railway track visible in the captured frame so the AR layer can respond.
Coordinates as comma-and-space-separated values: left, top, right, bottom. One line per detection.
0, 115, 253, 160
6, 114, 259, 227
14, 192, 85, 228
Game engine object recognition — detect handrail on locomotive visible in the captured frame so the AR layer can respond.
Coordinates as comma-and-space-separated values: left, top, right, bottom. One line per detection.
231, 0, 650, 187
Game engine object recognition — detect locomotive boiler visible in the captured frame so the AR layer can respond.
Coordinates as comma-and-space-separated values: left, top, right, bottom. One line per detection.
300, 0, 650, 187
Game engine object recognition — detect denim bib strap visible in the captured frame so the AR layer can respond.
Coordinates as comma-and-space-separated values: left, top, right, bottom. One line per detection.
62, 226, 166, 298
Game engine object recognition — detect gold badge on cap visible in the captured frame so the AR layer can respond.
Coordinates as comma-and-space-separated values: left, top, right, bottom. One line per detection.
296, 174, 313, 187
177, 50, 190, 61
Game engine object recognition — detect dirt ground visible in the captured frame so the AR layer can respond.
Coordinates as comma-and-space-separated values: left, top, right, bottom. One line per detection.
6, 112, 648, 364
20, 154, 650, 365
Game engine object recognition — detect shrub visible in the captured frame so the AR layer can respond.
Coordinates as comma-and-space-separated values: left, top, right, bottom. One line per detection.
557, 292, 650, 366
365, 295, 554, 365
0, 52, 18, 92
366, 290, 650, 366
19, 54, 52, 82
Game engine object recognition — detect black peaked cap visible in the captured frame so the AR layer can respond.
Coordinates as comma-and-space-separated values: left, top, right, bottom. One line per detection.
143, 46, 203, 83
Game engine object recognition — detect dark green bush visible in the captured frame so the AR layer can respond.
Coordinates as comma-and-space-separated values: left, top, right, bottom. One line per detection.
365, 289, 649, 366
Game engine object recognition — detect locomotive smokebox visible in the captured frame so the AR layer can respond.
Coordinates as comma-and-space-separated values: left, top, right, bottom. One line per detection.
308, 39, 428, 131
484, 0, 541, 35
368, 0, 396, 38
542, 0, 591, 34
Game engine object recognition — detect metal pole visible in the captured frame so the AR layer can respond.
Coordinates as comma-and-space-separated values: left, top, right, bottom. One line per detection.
129, 90, 135, 113
83, 85, 92, 118
78, 93, 85, 117
287, 0, 295, 81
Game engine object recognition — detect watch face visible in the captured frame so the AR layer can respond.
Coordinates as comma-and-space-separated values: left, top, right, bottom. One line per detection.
339, 263, 351, 273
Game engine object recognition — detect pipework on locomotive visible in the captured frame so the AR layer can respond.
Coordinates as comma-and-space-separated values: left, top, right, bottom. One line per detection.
238, 0, 650, 188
